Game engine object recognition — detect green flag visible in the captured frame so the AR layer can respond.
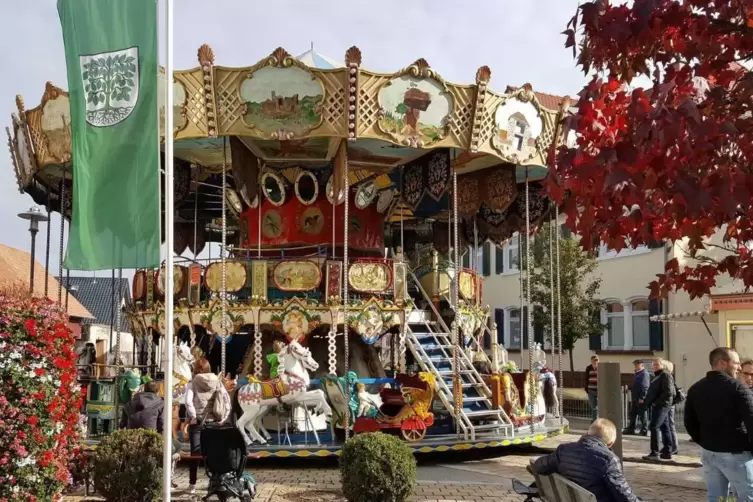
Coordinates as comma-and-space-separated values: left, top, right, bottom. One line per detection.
58, 0, 160, 271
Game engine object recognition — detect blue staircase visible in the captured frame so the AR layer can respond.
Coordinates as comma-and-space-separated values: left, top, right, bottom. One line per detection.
406, 316, 513, 440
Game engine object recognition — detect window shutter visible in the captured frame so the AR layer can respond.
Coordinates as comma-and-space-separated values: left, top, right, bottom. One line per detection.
495, 246, 504, 274
649, 299, 664, 351
522, 306, 530, 350
534, 305, 545, 345
462, 247, 471, 268
493, 308, 504, 348
588, 308, 602, 351
482, 242, 491, 276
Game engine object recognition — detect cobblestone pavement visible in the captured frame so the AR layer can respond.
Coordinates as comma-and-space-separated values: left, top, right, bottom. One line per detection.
64, 432, 707, 502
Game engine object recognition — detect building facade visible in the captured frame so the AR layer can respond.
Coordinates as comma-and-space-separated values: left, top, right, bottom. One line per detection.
479, 224, 747, 389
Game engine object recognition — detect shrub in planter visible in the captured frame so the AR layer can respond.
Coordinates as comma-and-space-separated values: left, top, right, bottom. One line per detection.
340, 432, 416, 502
92, 429, 164, 502
0, 286, 82, 501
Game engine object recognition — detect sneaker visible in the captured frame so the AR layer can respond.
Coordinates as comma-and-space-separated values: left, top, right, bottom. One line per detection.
188, 484, 196, 495
638, 430, 648, 436
642, 452, 660, 461
671, 449, 679, 455
622, 428, 634, 435
660, 452, 673, 460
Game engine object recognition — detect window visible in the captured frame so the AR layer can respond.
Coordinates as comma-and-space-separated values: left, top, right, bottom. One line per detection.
631, 300, 650, 349
606, 302, 625, 349
508, 308, 522, 349
476, 246, 484, 274
599, 298, 658, 351
597, 240, 649, 259
495, 234, 520, 274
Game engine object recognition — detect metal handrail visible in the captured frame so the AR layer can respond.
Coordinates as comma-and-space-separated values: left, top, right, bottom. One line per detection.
407, 271, 514, 438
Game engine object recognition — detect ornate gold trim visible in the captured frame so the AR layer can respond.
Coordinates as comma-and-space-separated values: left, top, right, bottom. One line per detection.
345, 46, 361, 141
470, 66, 491, 153
198, 44, 217, 137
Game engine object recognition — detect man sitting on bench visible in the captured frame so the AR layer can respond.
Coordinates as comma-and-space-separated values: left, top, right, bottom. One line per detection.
532, 418, 639, 502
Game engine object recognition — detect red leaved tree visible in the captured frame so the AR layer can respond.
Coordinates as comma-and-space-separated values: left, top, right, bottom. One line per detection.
550, 0, 753, 299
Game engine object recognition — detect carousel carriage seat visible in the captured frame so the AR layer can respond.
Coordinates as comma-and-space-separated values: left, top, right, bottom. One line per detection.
379, 374, 431, 408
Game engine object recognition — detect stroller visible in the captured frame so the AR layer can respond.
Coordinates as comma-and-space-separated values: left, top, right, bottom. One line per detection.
200, 424, 256, 502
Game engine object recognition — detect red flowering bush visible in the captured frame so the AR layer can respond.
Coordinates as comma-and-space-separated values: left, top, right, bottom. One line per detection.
0, 285, 82, 501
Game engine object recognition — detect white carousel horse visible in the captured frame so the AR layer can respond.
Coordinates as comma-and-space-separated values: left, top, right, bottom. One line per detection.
530, 342, 558, 417
236, 340, 332, 445
136, 340, 194, 402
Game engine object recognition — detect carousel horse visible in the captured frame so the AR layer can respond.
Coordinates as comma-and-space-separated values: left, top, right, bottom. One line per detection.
235, 340, 331, 445
158, 340, 195, 402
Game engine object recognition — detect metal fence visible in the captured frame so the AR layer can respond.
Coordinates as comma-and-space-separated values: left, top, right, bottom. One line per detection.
563, 386, 686, 434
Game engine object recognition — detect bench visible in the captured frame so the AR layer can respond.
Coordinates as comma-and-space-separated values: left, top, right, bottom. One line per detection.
511, 459, 597, 502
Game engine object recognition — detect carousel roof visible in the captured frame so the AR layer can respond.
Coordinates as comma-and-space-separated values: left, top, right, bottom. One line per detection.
296, 45, 344, 69
6, 45, 569, 251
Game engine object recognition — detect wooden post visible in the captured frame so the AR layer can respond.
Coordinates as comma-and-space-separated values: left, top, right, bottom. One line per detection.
597, 362, 624, 460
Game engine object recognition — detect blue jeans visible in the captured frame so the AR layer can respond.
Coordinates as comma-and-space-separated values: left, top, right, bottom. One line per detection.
649, 405, 672, 454
701, 448, 753, 502
667, 406, 678, 453
587, 390, 598, 422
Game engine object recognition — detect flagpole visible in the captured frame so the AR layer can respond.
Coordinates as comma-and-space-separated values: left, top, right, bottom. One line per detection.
162, 0, 175, 498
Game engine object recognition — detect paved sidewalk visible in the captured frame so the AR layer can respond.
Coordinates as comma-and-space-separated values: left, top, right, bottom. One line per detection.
64, 432, 708, 502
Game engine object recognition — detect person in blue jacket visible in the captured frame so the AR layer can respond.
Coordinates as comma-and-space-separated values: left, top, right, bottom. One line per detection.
623, 360, 650, 436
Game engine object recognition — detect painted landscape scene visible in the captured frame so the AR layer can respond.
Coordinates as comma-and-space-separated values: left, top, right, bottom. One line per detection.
240, 66, 324, 136
378, 75, 452, 146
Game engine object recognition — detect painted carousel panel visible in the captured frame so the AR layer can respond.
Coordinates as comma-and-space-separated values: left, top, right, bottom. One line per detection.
348, 261, 392, 294
24, 83, 73, 166
156, 265, 188, 298
377, 64, 453, 148
157, 68, 188, 138
273, 260, 322, 292
239, 64, 325, 139
204, 261, 248, 293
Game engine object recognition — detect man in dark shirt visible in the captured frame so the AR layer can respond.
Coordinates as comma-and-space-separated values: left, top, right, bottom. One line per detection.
119, 380, 164, 432
532, 418, 639, 502
685, 347, 753, 501
584, 355, 599, 422
624, 359, 650, 436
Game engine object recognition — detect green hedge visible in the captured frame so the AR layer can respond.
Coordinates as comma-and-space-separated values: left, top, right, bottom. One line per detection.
92, 429, 163, 502
340, 432, 416, 502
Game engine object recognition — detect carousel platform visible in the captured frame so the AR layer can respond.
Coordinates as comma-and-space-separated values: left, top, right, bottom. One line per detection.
78, 418, 568, 459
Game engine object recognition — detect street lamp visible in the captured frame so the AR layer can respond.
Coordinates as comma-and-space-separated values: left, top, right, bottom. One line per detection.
18, 206, 50, 293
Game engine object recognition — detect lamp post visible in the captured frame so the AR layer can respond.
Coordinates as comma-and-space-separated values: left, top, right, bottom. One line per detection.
18, 206, 50, 294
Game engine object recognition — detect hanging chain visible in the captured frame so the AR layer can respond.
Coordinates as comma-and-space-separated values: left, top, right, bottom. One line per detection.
44, 184, 51, 297
220, 137, 228, 376
116, 268, 123, 365
58, 177, 66, 306
524, 174, 537, 419
548, 212, 555, 416
343, 145, 351, 440
452, 169, 461, 437
147, 328, 153, 378
555, 207, 564, 422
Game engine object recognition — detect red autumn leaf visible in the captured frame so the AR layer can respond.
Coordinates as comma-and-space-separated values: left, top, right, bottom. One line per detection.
549, 0, 753, 298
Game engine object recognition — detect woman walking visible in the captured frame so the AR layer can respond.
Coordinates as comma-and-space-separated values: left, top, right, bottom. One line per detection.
184, 358, 232, 495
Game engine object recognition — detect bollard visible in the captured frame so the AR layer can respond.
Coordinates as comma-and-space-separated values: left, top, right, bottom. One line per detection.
597, 362, 623, 460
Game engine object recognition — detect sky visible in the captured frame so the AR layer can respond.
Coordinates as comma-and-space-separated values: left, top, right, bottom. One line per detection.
0, 0, 589, 284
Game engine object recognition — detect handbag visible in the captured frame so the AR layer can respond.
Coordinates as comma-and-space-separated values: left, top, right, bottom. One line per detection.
672, 384, 686, 405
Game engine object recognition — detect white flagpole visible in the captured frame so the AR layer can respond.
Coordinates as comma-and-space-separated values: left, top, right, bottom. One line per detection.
162, 0, 175, 498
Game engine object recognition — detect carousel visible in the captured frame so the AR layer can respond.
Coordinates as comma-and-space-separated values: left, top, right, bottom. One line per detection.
6, 45, 569, 458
